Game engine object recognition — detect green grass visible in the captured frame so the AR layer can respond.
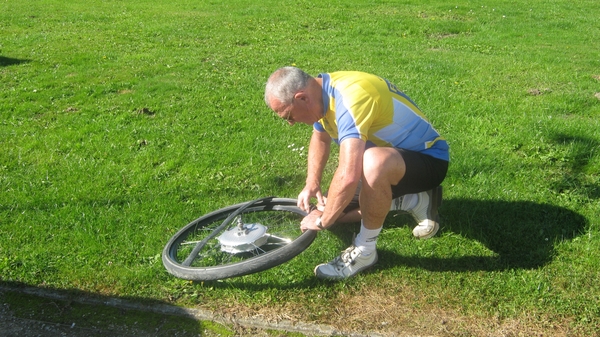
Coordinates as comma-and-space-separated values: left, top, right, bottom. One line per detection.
1, 0, 599, 335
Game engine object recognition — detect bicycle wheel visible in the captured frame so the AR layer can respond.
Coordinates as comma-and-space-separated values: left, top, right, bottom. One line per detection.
162, 197, 316, 281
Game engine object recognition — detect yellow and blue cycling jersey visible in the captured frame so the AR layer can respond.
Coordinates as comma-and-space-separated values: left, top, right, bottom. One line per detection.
314, 71, 449, 161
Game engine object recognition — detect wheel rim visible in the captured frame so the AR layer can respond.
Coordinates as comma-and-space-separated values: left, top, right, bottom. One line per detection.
167, 205, 306, 269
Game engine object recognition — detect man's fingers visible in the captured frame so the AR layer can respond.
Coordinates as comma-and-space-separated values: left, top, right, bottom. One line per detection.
298, 198, 310, 213
302, 199, 311, 212
297, 192, 308, 212
316, 190, 325, 205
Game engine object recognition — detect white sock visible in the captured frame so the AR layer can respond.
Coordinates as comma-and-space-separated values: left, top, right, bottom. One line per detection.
354, 222, 382, 256
401, 193, 418, 211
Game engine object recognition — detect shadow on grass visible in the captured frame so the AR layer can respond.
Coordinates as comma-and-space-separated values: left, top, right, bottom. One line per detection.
201, 199, 587, 293
200, 198, 587, 292
0, 281, 205, 337
375, 131, 597, 272
381, 198, 587, 271
0, 56, 30, 67
547, 133, 600, 199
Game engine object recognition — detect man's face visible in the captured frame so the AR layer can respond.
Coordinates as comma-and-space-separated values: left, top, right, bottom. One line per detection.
269, 95, 317, 126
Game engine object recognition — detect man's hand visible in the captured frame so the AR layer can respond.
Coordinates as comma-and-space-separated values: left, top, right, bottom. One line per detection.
316, 195, 327, 212
297, 185, 325, 213
298, 129, 331, 213
300, 209, 324, 232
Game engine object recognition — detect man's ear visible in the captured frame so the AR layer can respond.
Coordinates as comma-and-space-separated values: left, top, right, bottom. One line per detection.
294, 91, 308, 103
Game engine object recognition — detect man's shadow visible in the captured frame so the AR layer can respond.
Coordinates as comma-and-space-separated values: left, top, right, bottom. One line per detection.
378, 198, 587, 272
0, 56, 30, 67
377, 132, 596, 272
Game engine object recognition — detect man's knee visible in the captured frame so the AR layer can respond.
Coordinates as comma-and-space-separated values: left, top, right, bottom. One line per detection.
362, 147, 405, 185
362, 149, 385, 178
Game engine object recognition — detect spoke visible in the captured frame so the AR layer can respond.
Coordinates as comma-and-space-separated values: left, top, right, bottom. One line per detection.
181, 240, 201, 245
250, 244, 267, 256
222, 252, 234, 264
197, 243, 221, 260
266, 234, 293, 244
175, 207, 303, 268
262, 242, 289, 248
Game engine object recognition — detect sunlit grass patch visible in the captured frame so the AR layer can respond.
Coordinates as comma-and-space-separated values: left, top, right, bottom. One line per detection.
1, 0, 599, 336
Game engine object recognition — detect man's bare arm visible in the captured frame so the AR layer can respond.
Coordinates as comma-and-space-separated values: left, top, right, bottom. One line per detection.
297, 129, 331, 212
319, 137, 365, 227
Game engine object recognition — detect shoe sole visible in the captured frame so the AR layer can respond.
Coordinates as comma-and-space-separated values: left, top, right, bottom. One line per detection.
416, 221, 439, 239
414, 185, 442, 239
314, 255, 379, 280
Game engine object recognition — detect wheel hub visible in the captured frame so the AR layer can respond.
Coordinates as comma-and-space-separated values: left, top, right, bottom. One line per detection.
217, 222, 268, 254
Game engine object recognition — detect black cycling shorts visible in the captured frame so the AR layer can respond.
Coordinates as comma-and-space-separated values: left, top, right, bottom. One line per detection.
333, 149, 448, 213
391, 149, 448, 198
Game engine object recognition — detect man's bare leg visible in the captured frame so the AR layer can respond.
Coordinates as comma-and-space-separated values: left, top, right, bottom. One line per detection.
359, 147, 407, 230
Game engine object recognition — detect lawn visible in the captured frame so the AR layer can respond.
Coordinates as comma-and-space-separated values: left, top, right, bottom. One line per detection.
1, 0, 599, 335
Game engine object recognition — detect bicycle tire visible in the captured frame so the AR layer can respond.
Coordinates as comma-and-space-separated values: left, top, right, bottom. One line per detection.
162, 197, 316, 281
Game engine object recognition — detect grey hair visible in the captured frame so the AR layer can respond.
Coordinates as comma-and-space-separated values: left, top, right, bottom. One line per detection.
264, 66, 312, 108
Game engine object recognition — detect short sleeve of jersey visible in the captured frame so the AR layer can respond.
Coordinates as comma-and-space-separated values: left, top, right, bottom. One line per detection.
317, 73, 380, 144
335, 88, 376, 143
